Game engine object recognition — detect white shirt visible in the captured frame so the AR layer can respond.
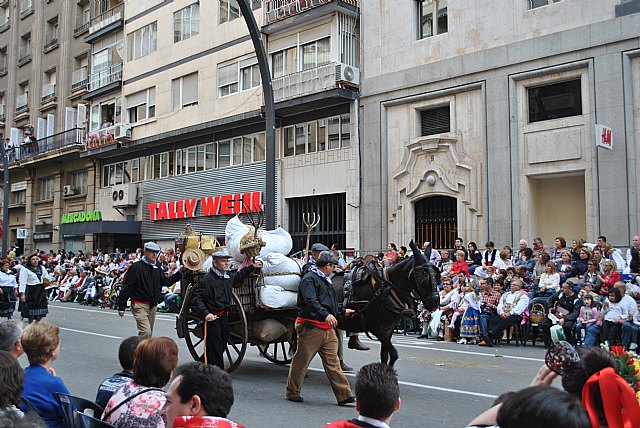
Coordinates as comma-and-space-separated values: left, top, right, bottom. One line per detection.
620, 294, 637, 321
539, 273, 560, 292
497, 291, 529, 316
0, 270, 17, 288
18, 265, 47, 293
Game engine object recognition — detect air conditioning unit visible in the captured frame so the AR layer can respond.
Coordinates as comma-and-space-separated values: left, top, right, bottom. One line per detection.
115, 123, 132, 140
111, 183, 137, 207
335, 63, 360, 87
63, 185, 77, 197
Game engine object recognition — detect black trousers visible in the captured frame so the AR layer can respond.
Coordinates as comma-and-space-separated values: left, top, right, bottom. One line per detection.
601, 320, 622, 345
205, 317, 229, 370
488, 315, 522, 340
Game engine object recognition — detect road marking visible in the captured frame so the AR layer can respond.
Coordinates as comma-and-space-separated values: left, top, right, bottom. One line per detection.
361, 339, 545, 362
59, 327, 122, 340
306, 366, 497, 399
48, 303, 177, 321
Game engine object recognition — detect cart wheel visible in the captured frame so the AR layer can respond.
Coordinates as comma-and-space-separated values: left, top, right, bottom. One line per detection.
179, 287, 248, 373
258, 331, 297, 365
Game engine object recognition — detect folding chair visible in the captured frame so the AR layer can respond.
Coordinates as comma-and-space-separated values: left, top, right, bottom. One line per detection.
76, 412, 116, 428
54, 393, 104, 428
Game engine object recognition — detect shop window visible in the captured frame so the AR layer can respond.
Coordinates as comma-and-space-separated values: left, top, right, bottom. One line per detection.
420, 105, 450, 136
528, 79, 582, 123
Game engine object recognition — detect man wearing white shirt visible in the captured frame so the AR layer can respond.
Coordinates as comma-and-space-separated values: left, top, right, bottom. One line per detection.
625, 235, 640, 274
479, 279, 529, 347
615, 281, 638, 350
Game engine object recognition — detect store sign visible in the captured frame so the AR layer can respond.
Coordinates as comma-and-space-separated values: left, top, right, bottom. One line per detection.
17, 229, 27, 239
149, 191, 262, 221
33, 232, 52, 240
595, 124, 613, 150
61, 211, 103, 224
11, 181, 27, 192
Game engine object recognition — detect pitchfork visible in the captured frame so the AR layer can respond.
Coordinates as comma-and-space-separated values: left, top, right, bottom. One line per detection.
302, 212, 320, 263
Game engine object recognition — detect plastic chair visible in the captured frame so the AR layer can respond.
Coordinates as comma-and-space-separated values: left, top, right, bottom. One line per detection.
76, 412, 116, 428
54, 393, 104, 428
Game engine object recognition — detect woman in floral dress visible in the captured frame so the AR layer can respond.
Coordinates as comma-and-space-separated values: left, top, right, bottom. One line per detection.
102, 337, 178, 427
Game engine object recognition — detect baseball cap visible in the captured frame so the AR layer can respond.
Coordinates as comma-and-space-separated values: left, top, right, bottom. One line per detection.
311, 243, 329, 252
144, 242, 161, 252
316, 251, 339, 266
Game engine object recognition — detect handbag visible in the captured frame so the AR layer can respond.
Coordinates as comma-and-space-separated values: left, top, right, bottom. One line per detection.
555, 306, 570, 317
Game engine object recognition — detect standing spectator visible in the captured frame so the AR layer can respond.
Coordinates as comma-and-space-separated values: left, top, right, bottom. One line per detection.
19, 254, 49, 323
285, 251, 355, 405
102, 337, 178, 427
191, 249, 260, 370
117, 242, 182, 338
0, 319, 24, 358
302, 243, 329, 276
21, 321, 69, 428
326, 363, 400, 428
458, 281, 481, 344
330, 244, 346, 268
625, 235, 640, 274
95, 336, 142, 409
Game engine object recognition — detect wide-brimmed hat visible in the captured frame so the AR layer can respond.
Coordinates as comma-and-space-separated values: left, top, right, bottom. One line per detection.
182, 248, 206, 271
211, 248, 232, 259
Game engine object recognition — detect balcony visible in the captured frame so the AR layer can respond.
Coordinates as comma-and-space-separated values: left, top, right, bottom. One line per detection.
86, 62, 122, 97
0, 21, 9, 33
74, 13, 90, 36
15, 93, 28, 113
44, 31, 59, 51
272, 61, 359, 102
19, 0, 33, 18
71, 68, 88, 91
263, 0, 358, 26
7, 128, 84, 163
18, 46, 31, 66
41, 83, 56, 103
85, 123, 130, 150
87, 2, 123, 41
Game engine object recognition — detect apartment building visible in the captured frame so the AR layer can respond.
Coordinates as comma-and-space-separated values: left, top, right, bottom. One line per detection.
359, 0, 640, 251
0, 0, 94, 254
77, 0, 361, 252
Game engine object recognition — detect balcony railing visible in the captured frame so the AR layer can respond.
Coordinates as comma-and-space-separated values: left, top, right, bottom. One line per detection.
44, 31, 58, 50
272, 62, 339, 101
7, 128, 84, 163
0, 21, 9, 33
19, 0, 33, 18
18, 46, 31, 65
42, 83, 56, 102
15, 93, 28, 112
71, 68, 88, 91
89, 2, 123, 34
74, 13, 90, 35
86, 123, 122, 149
88, 62, 122, 92
264, 0, 358, 25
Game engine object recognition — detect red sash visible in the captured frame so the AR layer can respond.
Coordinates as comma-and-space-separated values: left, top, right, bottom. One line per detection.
296, 317, 332, 331
172, 417, 244, 428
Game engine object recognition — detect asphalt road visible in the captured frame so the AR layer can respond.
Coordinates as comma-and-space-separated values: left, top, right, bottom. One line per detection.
17, 302, 554, 427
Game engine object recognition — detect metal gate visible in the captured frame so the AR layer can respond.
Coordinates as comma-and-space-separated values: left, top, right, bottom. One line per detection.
288, 193, 346, 253
414, 196, 457, 250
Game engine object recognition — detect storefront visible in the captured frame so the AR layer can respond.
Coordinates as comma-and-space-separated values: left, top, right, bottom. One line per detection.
59, 210, 142, 253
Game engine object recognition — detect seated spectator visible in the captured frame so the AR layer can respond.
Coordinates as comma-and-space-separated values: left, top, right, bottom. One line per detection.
466, 242, 482, 274
580, 260, 602, 293
540, 283, 582, 346
625, 235, 640, 274
573, 295, 598, 344
533, 261, 560, 300
438, 250, 453, 278
0, 319, 24, 358
0, 350, 26, 420
162, 362, 242, 428
597, 260, 621, 297
492, 249, 512, 271
549, 236, 567, 263
102, 336, 178, 427
428, 277, 460, 341
21, 321, 69, 428
479, 279, 529, 347
382, 243, 399, 267
479, 278, 501, 336
514, 248, 535, 274
571, 248, 590, 278
95, 336, 142, 409
569, 239, 584, 262
556, 251, 575, 285
621, 300, 640, 350
449, 250, 469, 278
397, 245, 408, 260
591, 249, 606, 274
327, 363, 400, 428
600, 287, 627, 346
533, 252, 551, 283
515, 265, 534, 293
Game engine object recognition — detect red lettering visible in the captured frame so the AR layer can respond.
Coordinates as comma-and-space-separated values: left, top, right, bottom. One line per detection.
185, 198, 198, 218
220, 194, 233, 215
201, 196, 221, 216
242, 193, 252, 213
232, 194, 242, 214
251, 192, 262, 212
148, 203, 157, 221
157, 202, 168, 220
167, 201, 177, 220
175, 200, 185, 219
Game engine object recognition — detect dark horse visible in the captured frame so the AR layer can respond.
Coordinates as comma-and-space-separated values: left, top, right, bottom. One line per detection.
335, 241, 439, 366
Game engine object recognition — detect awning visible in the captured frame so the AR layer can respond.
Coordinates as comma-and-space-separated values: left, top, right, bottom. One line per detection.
59, 221, 141, 236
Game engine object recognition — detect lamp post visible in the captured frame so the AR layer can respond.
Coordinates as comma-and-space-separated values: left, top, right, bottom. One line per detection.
236, 0, 276, 230
0, 133, 9, 257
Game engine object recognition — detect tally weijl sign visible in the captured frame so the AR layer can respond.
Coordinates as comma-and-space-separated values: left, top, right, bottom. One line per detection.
148, 191, 262, 221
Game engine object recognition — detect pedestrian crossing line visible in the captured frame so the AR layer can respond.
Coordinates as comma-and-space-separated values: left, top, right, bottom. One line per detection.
59, 327, 123, 340
48, 303, 176, 321
305, 366, 497, 399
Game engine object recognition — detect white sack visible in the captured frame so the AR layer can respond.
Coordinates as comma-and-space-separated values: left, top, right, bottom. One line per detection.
259, 253, 301, 292
226, 216, 293, 262
258, 285, 298, 309
252, 318, 288, 342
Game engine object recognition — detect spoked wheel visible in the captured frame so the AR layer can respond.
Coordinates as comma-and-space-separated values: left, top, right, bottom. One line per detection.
258, 331, 297, 365
178, 284, 248, 373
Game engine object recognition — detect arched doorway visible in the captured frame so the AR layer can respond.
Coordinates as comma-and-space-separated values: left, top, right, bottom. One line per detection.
415, 196, 457, 250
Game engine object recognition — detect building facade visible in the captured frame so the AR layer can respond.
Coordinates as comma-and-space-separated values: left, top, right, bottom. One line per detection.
359, 0, 640, 251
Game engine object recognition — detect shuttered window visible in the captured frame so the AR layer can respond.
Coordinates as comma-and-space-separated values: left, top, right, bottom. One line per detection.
288, 193, 346, 254
420, 105, 450, 136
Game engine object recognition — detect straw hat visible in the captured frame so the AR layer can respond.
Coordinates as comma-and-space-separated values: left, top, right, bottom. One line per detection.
182, 248, 206, 271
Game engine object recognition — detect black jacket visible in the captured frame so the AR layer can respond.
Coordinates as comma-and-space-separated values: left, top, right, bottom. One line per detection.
118, 260, 182, 310
549, 291, 583, 323
297, 269, 343, 321
191, 266, 255, 319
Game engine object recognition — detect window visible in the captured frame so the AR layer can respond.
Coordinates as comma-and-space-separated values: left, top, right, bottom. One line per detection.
126, 87, 155, 123
528, 79, 582, 123
253, 134, 265, 162
174, 3, 199, 43
42, 69, 56, 102
302, 37, 330, 70
271, 46, 297, 78
218, 141, 230, 167
529, 0, 561, 9
44, 16, 59, 50
218, 63, 238, 97
172, 72, 198, 110
240, 63, 260, 91
283, 115, 350, 157
418, 0, 448, 39
159, 152, 173, 178
90, 98, 121, 131
127, 22, 157, 61
102, 160, 132, 187
69, 171, 87, 195
219, 0, 260, 24
420, 105, 450, 136
19, 33, 31, 62
39, 177, 54, 201
11, 190, 26, 205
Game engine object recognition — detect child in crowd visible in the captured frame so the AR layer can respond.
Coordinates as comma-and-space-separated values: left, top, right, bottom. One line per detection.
574, 294, 598, 342
450, 279, 471, 330
458, 281, 482, 344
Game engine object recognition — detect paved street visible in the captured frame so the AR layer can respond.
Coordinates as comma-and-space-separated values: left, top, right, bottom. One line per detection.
19, 302, 553, 427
